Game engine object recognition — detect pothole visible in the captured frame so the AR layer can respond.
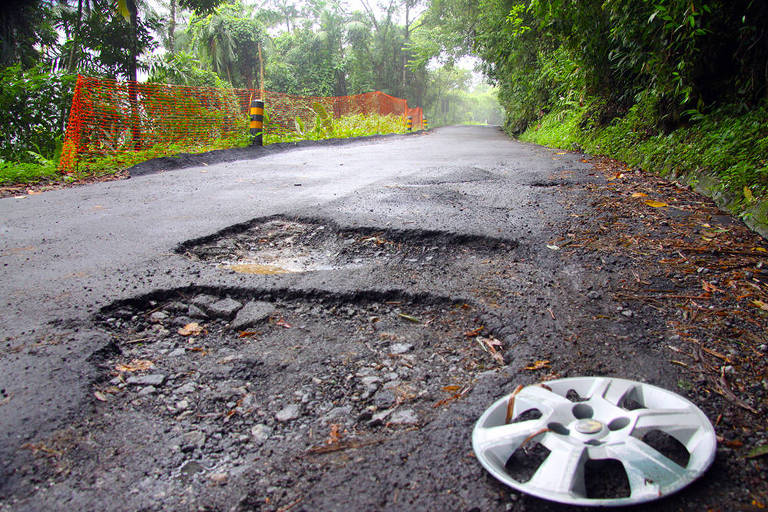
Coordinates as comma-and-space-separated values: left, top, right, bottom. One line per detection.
177, 216, 515, 274
87, 288, 503, 508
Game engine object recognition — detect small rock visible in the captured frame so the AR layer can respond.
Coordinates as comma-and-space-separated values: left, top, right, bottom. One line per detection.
148, 324, 170, 337
187, 305, 208, 319
360, 376, 381, 393
164, 301, 188, 313
621, 310, 634, 318
149, 311, 168, 323
367, 408, 393, 427
586, 291, 601, 300
176, 399, 189, 411
231, 301, 277, 330
251, 424, 272, 444
138, 385, 157, 396
169, 348, 186, 357
176, 382, 196, 394
206, 298, 243, 319
276, 404, 301, 422
126, 374, 166, 387
179, 460, 204, 477
191, 294, 218, 307
373, 389, 396, 409
388, 409, 418, 425
324, 405, 353, 421
183, 430, 206, 449
172, 316, 194, 327
390, 343, 413, 354
209, 473, 228, 485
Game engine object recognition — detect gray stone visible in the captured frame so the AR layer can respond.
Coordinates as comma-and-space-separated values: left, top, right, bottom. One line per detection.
231, 301, 276, 330
149, 311, 168, 323
276, 404, 301, 422
586, 291, 601, 300
621, 309, 634, 317
164, 301, 188, 313
390, 343, 413, 354
182, 430, 206, 448
138, 386, 157, 396
187, 305, 208, 319
250, 424, 272, 445
367, 408, 393, 427
389, 409, 418, 425
168, 348, 186, 357
324, 405, 353, 421
126, 374, 166, 387
191, 294, 218, 307
172, 316, 193, 327
176, 382, 196, 394
373, 389, 396, 409
206, 298, 243, 319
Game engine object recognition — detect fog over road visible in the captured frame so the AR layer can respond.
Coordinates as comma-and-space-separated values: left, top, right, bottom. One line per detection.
0, 126, 739, 510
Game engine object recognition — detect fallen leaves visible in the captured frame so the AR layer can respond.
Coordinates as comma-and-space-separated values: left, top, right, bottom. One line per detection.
524, 360, 551, 371
464, 326, 484, 337
476, 336, 504, 365
644, 200, 668, 208
433, 384, 473, 408
115, 359, 154, 373
505, 385, 525, 424
747, 444, 768, 459
631, 192, 648, 198
397, 313, 421, 323
275, 318, 292, 328
178, 322, 204, 336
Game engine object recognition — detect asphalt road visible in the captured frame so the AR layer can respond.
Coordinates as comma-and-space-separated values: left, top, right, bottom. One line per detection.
0, 126, 733, 510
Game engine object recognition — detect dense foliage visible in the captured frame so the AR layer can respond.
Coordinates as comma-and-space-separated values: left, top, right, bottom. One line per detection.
417, 0, 768, 210
0, 0, 499, 182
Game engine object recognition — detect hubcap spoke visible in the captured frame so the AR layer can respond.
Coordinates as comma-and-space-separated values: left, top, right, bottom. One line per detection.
515, 384, 572, 413
632, 407, 703, 437
609, 437, 689, 497
474, 420, 546, 463
528, 440, 587, 496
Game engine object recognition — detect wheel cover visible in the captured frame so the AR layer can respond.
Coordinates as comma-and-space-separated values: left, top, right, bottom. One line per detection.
472, 376, 717, 506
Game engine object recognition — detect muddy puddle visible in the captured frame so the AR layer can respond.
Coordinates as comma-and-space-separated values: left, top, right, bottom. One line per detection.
178, 217, 515, 274
81, 289, 504, 510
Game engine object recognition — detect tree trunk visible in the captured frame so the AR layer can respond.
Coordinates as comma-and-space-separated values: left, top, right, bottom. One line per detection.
66, 0, 83, 72
127, 0, 141, 149
402, 1, 410, 92
169, 0, 176, 52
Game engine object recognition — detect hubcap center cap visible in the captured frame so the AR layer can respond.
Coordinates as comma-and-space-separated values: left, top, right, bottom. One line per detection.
575, 419, 603, 434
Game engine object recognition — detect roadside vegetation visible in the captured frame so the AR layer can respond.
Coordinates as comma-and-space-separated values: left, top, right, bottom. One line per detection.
418, 0, 768, 229
0, 0, 503, 188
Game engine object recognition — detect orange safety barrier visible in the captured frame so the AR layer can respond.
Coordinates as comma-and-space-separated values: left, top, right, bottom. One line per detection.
59, 75, 424, 172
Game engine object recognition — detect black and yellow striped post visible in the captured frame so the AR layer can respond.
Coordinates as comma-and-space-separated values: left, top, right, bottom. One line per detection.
250, 99, 264, 146
423, 117, 429, 130
407, 116, 413, 132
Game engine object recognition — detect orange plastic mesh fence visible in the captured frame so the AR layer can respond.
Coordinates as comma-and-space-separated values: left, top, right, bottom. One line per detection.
59, 75, 423, 172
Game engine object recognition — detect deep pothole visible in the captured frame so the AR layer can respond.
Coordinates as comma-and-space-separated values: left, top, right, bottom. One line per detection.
177, 216, 516, 275
88, 289, 503, 508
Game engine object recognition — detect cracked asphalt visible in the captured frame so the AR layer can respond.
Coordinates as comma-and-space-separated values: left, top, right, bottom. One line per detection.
0, 126, 749, 510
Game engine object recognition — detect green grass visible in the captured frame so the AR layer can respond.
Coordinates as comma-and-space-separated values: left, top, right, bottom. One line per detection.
0, 112, 410, 187
519, 99, 768, 215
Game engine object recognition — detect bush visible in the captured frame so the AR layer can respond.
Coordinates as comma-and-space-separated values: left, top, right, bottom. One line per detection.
0, 65, 77, 163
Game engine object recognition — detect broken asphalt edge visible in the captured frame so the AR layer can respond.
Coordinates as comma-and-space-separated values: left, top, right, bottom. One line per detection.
127, 131, 429, 178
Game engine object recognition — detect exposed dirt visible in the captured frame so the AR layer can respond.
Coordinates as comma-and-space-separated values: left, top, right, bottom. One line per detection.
0, 170, 129, 199
180, 216, 515, 275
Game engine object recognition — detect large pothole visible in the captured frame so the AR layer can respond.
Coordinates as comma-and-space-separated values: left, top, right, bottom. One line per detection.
177, 216, 516, 274
81, 289, 504, 510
